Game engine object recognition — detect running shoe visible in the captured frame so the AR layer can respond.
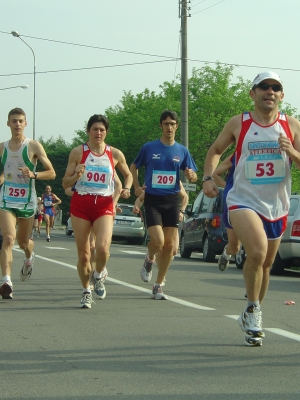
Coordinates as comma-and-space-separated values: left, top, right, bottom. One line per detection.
80, 292, 93, 308
0, 281, 13, 299
46, 236, 50, 242
140, 254, 154, 282
90, 268, 107, 299
238, 305, 265, 343
20, 252, 35, 282
218, 246, 231, 271
151, 283, 168, 300
244, 336, 263, 347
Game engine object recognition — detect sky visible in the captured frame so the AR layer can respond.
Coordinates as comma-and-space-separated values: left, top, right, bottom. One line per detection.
1, 0, 300, 144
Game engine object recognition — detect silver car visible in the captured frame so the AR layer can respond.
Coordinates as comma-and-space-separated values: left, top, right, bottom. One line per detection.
271, 194, 300, 275
235, 194, 300, 275
113, 203, 145, 244
66, 204, 146, 245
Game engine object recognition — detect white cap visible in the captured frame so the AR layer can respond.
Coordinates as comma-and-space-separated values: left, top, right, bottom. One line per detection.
252, 71, 283, 88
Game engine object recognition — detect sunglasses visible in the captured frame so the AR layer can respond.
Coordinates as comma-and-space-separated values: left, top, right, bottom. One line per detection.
254, 83, 282, 92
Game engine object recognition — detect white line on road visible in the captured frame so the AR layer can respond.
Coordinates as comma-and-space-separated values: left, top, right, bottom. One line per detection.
13, 248, 215, 311
225, 315, 300, 342
13, 248, 300, 341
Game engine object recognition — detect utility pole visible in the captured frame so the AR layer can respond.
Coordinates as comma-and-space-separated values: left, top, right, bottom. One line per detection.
179, 0, 190, 150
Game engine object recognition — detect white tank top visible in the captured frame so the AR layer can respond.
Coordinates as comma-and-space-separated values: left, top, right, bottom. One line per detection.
226, 112, 292, 221
0, 138, 37, 210
75, 143, 115, 196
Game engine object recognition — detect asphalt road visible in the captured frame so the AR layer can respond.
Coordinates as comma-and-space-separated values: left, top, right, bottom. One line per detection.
1, 228, 300, 400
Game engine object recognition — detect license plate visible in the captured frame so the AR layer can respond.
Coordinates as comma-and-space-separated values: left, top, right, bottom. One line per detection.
115, 220, 132, 225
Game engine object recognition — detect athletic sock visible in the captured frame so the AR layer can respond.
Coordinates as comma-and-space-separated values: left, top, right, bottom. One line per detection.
247, 300, 260, 310
3, 275, 12, 283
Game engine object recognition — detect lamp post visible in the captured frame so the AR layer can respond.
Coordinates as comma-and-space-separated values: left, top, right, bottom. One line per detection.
11, 31, 36, 140
0, 85, 29, 91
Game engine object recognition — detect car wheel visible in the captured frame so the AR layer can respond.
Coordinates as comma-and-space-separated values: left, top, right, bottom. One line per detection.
202, 236, 216, 262
180, 234, 192, 258
270, 252, 289, 275
235, 245, 246, 269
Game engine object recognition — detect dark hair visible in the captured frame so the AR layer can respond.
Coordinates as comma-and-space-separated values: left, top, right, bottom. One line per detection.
8, 107, 26, 120
86, 114, 109, 132
159, 110, 179, 124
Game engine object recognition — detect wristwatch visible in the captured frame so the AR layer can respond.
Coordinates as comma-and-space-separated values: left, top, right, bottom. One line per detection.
202, 176, 214, 183
33, 172, 37, 179
180, 209, 186, 214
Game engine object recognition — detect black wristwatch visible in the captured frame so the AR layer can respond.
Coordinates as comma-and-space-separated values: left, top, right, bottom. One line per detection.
180, 209, 186, 214
33, 172, 37, 180
202, 176, 214, 183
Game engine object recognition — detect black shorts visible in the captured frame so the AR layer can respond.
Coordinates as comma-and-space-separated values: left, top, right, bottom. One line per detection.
144, 193, 180, 228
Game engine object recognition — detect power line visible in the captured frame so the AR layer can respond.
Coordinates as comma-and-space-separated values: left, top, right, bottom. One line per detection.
192, 0, 225, 15
0, 30, 174, 60
1, 57, 300, 78
191, 0, 207, 9
0, 59, 176, 77
1, 30, 300, 75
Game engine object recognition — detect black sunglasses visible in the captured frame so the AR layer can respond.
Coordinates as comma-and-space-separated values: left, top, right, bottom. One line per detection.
253, 83, 283, 92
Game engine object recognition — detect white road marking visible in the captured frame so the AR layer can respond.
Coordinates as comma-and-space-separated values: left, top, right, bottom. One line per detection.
12, 248, 300, 341
44, 247, 70, 250
13, 248, 214, 311
264, 328, 300, 342
120, 251, 146, 255
225, 315, 300, 342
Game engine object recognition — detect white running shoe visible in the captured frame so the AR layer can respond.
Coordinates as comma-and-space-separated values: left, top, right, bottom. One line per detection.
80, 292, 93, 308
218, 246, 231, 272
140, 255, 154, 282
20, 252, 35, 282
90, 268, 108, 299
151, 283, 168, 300
238, 305, 265, 342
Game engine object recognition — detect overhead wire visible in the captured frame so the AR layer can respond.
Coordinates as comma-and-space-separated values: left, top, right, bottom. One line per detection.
1, 27, 299, 76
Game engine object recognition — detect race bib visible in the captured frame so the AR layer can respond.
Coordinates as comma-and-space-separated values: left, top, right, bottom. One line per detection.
152, 170, 176, 189
245, 154, 285, 185
44, 200, 53, 207
3, 182, 29, 204
81, 165, 110, 188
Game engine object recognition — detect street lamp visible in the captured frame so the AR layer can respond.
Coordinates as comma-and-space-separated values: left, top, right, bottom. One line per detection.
0, 85, 29, 91
11, 31, 36, 140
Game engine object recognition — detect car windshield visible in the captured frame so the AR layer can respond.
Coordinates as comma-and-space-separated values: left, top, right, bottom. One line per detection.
117, 206, 135, 217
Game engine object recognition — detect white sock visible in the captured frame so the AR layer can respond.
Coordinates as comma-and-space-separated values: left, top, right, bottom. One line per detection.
93, 270, 101, 279
83, 287, 91, 294
223, 247, 231, 259
3, 275, 12, 283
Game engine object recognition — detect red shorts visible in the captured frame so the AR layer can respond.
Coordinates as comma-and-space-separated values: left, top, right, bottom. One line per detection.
38, 215, 43, 222
70, 192, 114, 223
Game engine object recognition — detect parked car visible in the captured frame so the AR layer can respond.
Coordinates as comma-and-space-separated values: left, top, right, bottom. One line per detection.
179, 188, 227, 262
113, 203, 146, 244
66, 204, 146, 245
235, 194, 300, 275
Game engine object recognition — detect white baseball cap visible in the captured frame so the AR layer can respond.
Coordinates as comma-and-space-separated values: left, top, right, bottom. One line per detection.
252, 71, 283, 88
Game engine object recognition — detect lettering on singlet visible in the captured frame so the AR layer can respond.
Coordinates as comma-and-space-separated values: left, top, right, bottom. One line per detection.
245, 141, 285, 185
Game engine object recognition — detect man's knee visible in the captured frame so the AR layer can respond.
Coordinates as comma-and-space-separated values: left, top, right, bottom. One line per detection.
3, 234, 16, 248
